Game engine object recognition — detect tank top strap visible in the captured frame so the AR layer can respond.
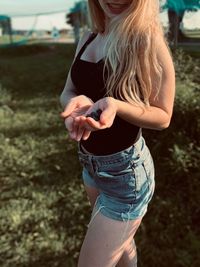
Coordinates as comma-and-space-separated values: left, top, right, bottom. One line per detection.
76, 32, 98, 60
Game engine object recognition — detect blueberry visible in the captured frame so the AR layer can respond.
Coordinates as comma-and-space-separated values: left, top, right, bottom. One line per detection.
86, 109, 102, 121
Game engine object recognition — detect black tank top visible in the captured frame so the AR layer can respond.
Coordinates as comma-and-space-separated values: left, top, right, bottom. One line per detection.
71, 33, 140, 155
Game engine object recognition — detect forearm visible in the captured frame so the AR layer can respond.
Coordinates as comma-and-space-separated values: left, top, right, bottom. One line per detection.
114, 99, 171, 130
111, 35, 175, 131
60, 88, 77, 109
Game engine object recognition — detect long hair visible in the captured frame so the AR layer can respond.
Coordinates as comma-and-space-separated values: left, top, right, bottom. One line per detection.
88, 0, 167, 106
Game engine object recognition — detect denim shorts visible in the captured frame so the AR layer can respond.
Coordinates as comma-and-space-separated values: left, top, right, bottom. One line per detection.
78, 136, 155, 222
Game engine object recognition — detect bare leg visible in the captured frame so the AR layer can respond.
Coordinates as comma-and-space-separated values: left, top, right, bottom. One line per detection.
79, 185, 141, 267
116, 239, 137, 267
78, 209, 141, 267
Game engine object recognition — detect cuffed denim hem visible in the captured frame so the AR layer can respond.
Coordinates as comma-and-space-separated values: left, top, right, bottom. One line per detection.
78, 135, 155, 222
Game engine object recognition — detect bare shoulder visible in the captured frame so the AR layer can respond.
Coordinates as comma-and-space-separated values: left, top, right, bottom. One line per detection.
74, 30, 93, 57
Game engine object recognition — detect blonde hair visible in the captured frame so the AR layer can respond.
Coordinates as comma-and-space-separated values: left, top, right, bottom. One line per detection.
88, 0, 167, 106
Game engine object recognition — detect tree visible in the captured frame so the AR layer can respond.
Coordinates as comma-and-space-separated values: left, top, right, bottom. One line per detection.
66, 1, 88, 44
0, 15, 13, 44
162, 0, 200, 46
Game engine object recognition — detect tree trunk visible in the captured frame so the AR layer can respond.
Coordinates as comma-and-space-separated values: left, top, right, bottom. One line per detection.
167, 9, 185, 48
7, 18, 13, 44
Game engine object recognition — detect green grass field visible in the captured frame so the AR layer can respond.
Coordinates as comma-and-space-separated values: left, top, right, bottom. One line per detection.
0, 43, 199, 267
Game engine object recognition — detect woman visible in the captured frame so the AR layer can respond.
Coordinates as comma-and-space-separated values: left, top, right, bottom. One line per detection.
60, 0, 175, 266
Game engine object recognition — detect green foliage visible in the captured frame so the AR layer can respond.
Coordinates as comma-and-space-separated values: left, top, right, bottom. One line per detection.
0, 44, 199, 267
173, 48, 200, 84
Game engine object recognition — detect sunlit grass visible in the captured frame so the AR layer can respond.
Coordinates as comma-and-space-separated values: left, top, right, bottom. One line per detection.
0, 43, 199, 267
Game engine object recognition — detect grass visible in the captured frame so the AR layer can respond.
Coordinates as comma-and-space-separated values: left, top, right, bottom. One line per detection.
0, 42, 200, 267
0, 43, 88, 267
177, 43, 200, 59
184, 29, 200, 38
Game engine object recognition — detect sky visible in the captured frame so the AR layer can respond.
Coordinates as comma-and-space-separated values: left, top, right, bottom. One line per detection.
0, 0, 199, 31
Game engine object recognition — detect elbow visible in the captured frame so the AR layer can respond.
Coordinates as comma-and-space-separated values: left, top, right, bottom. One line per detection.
156, 110, 172, 130
156, 119, 171, 130
152, 113, 172, 130
157, 123, 170, 130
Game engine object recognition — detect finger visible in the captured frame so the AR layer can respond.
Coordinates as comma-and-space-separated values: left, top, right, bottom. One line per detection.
82, 129, 91, 140
72, 118, 79, 139
99, 106, 115, 125
74, 115, 86, 123
64, 117, 74, 132
78, 116, 99, 131
60, 101, 77, 118
75, 118, 85, 141
68, 130, 76, 140
85, 117, 106, 130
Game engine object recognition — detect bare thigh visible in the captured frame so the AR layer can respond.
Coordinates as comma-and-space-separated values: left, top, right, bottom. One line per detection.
82, 184, 140, 267
78, 210, 142, 267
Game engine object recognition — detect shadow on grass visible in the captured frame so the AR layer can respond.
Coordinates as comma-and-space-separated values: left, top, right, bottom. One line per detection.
1, 42, 200, 267
28, 252, 70, 267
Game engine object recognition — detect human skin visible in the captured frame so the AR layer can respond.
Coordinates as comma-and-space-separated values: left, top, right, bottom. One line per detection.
60, 1, 175, 266
60, 0, 175, 142
98, 0, 133, 17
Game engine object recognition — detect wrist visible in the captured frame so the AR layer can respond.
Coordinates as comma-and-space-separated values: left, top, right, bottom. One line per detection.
110, 97, 119, 114
78, 95, 93, 104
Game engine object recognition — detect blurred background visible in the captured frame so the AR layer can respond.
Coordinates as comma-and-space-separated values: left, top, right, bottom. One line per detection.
0, 1, 200, 267
0, 0, 200, 46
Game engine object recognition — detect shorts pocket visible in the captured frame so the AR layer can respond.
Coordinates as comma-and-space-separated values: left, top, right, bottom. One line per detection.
143, 155, 155, 179
133, 164, 148, 192
132, 156, 154, 193
95, 167, 137, 200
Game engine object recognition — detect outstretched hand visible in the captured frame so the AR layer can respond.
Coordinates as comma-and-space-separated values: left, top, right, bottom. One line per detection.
61, 96, 117, 142
74, 97, 117, 139
60, 95, 93, 141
